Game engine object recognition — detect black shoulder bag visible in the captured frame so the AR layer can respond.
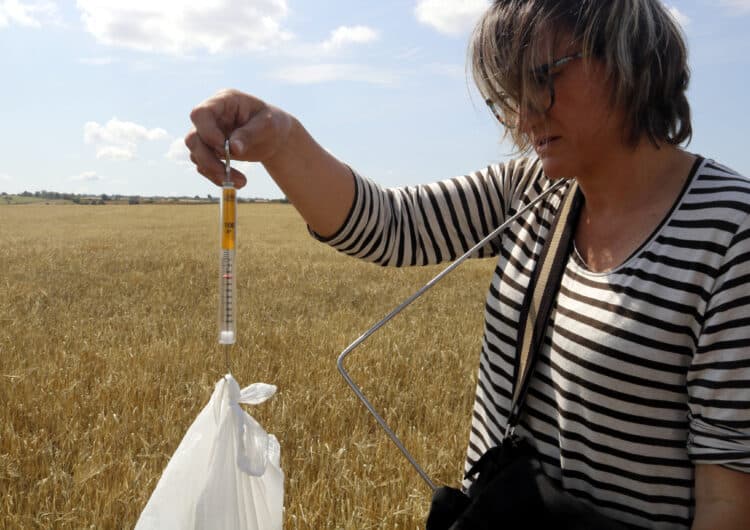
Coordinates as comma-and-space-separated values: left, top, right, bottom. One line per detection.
426, 181, 633, 530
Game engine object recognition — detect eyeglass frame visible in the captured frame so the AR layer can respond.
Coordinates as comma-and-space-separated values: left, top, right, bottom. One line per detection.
485, 52, 583, 128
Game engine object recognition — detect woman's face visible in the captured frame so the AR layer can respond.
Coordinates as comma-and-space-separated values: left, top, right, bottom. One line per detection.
519, 37, 626, 180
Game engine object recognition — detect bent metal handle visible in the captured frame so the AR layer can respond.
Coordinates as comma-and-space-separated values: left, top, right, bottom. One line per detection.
336, 179, 567, 491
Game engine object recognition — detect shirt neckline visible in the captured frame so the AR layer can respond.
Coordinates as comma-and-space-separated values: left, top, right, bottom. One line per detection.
569, 155, 705, 277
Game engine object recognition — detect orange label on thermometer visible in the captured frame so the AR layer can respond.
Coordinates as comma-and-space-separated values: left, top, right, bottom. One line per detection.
221, 187, 236, 250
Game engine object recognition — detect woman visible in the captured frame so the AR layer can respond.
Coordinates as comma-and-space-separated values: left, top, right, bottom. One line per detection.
185, 1, 750, 528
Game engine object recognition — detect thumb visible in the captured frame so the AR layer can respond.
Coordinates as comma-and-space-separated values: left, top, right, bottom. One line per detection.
229, 136, 246, 159
229, 105, 293, 163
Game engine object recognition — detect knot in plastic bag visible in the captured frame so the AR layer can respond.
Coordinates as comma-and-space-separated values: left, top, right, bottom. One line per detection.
136, 374, 284, 530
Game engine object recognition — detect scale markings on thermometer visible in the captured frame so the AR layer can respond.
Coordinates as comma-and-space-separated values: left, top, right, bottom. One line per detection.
218, 138, 237, 346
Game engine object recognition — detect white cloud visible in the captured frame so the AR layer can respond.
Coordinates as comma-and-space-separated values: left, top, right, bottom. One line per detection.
84, 118, 167, 145
414, 0, 489, 36
70, 170, 105, 182
269, 63, 398, 85
721, 0, 750, 12
166, 138, 190, 166
321, 25, 379, 51
95, 146, 135, 161
663, 3, 690, 28
0, 0, 59, 28
76, 0, 293, 55
0, 172, 12, 181
84, 117, 168, 160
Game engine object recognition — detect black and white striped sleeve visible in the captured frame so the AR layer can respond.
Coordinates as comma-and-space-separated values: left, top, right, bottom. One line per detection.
311, 159, 541, 267
688, 212, 750, 472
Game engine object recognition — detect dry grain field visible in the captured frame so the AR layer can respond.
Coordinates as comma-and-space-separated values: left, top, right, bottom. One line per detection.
0, 202, 497, 529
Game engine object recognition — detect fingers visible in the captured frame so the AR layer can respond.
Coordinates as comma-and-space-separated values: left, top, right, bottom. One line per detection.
186, 89, 269, 189
228, 167, 247, 189
189, 89, 265, 152
185, 128, 247, 189
228, 104, 293, 163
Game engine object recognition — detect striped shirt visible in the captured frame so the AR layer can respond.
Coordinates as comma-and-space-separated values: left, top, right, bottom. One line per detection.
315, 156, 750, 529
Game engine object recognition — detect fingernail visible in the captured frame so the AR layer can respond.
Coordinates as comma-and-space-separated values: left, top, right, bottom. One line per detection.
231, 138, 244, 154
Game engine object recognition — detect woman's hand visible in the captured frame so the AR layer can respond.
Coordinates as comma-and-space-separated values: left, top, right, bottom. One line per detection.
185, 89, 294, 189
184, 88, 355, 237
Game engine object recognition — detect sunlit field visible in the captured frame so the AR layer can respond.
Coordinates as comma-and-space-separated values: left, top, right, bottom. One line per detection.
0, 202, 496, 529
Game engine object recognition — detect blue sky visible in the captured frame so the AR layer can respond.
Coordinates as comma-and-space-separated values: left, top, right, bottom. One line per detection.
1, 0, 749, 199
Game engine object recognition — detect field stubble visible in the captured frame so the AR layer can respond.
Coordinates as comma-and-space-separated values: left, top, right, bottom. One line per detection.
0, 203, 496, 529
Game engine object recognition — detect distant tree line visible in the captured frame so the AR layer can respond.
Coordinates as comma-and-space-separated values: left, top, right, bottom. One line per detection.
2, 190, 290, 205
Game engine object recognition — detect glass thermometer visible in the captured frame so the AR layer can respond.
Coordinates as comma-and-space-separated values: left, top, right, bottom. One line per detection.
218, 138, 237, 345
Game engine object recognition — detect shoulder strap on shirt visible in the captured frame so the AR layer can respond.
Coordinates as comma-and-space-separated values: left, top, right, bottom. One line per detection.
506, 180, 582, 435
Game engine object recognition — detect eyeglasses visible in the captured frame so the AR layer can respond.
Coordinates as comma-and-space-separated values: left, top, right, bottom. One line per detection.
486, 52, 582, 129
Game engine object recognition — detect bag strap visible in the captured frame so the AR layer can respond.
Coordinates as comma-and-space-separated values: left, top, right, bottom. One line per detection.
505, 180, 582, 436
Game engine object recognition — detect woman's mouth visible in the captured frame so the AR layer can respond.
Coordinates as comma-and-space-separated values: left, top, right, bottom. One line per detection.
535, 136, 560, 152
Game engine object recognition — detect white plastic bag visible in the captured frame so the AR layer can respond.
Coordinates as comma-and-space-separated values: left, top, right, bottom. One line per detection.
136, 374, 284, 530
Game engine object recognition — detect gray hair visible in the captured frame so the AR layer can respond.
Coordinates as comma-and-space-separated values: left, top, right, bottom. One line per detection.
470, 0, 692, 151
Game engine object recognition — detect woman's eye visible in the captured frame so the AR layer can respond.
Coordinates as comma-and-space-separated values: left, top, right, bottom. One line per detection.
531, 64, 550, 84
532, 72, 549, 87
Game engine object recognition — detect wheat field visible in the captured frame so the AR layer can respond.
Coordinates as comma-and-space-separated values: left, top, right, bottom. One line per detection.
0, 202, 497, 529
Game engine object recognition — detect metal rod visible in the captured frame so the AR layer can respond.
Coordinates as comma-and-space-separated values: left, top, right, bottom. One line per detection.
337, 179, 566, 491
